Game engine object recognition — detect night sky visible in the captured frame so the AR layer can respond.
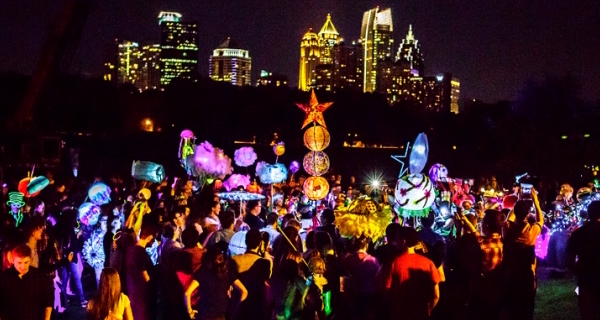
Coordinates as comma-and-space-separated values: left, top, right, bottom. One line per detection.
1, 0, 599, 102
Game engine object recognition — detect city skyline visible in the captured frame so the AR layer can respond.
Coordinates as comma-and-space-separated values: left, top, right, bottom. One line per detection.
1, 0, 599, 102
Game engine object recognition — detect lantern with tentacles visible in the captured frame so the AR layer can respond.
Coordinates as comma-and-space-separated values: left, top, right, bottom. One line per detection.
334, 196, 393, 241
303, 176, 330, 201
304, 125, 331, 151
394, 173, 435, 218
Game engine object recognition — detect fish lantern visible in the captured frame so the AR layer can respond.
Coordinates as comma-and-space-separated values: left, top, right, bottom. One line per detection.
223, 174, 251, 191
256, 162, 288, 184
273, 142, 286, 156
179, 129, 196, 164
18, 176, 49, 198
234, 147, 257, 167
409, 133, 429, 174
303, 151, 330, 176
303, 125, 331, 151
131, 160, 165, 184
428, 164, 448, 183
303, 176, 330, 201
394, 173, 435, 218
78, 202, 102, 227
88, 182, 111, 206
289, 161, 300, 174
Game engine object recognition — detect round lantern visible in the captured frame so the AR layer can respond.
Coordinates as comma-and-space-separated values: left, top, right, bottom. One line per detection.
303, 176, 330, 201
78, 202, 102, 227
303, 151, 330, 176
234, 147, 257, 167
88, 182, 111, 206
303, 125, 331, 151
394, 173, 435, 218
273, 143, 286, 156
428, 163, 448, 183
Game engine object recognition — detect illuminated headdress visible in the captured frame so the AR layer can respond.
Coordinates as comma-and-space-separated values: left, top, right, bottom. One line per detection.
7, 192, 25, 208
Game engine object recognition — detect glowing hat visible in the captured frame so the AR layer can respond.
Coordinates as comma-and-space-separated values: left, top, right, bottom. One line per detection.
6, 192, 25, 207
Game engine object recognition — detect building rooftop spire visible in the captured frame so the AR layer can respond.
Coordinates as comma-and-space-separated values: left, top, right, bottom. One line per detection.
318, 13, 339, 36
406, 24, 415, 41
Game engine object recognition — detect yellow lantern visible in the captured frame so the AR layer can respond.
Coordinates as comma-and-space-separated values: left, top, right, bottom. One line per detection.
303, 125, 331, 151
273, 142, 285, 156
303, 151, 330, 176
303, 176, 330, 201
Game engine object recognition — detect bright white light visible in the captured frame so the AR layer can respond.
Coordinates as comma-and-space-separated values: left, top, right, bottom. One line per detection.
414, 145, 426, 154
372, 180, 380, 187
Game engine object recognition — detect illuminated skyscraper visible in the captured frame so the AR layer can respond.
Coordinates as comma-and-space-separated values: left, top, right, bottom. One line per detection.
298, 29, 320, 91
450, 78, 460, 114
318, 14, 341, 64
396, 25, 423, 76
331, 41, 363, 92
138, 44, 161, 91
361, 7, 394, 93
209, 38, 252, 86
159, 12, 199, 86
117, 40, 141, 85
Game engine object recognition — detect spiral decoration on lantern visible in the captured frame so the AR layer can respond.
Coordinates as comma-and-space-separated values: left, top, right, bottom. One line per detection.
303, 151, 330, 177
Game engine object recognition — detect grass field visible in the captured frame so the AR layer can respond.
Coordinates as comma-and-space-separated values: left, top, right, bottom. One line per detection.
535, 268, 580, 320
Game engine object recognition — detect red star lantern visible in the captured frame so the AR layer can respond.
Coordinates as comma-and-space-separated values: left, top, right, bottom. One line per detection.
296, 90, 333, 129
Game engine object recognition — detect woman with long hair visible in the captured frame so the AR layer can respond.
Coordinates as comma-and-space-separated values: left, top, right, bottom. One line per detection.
185, 246, 247, 320
87, 268, 133, 320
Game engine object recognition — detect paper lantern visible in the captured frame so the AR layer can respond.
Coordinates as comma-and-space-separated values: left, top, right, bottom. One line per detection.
234, 147, 257, 167
303, 125, 331, 151
18, 177, 48, 198
428, 163, 448, 183
273, 142, 286, 156
296, 90, 333, 129
256, 161, 288, 184
229, 231, 248, 256
303, 176, 330, 201
78, 202, 102, 227
303, 151, 330, 176
334, 196, 392, 240
189, 141, 233, 180
394, 173, 435, 218
131, 160, 165, 184
409, 133, 429, 174
289, 161, 300, 174
223, 174, 251, 192
88, 182, 111, 206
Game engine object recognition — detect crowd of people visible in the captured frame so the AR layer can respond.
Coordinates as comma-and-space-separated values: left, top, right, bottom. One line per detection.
0, 172, 598, 320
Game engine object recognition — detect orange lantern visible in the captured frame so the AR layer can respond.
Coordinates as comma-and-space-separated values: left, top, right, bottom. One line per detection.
303, 176, 330, 201
303, 125, 330, 151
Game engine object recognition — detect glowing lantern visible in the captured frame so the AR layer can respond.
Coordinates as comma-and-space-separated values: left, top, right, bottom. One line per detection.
18, 177, 49, 198
234, 147, 257, 167
428, 163, 448, 183
256, 162, 288, 184
289, 161, 300, 174
394, 173, 435, 218
88, 182, 111, 206
131, 160, 165, 184
78, 202, 102, 227
303, 125, 331, 151
273, 142, 286, 156
409, 133, 429, 174
303, 151, 330, 176
303, 176, 330, 201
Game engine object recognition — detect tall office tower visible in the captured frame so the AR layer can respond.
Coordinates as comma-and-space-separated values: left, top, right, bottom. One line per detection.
396, 25, 424, 76
361, 7, 394, 93
450, 77, 460, 113
314, 64, 333, 91
331, 41, 363, 92
117, 40, 141, 85
377, 60, 414, 104
159, 11, 199, 86
209, 38, 252, 86
298, 28, 320, 91
103, 39, 119, 83
256, 70, 288, 87
137, 44, 161, 91
318, 13, 341, 64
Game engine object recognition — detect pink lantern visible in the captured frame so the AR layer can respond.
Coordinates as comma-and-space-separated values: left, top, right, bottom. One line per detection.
223, 174, 251, 191
234, 147, 257, 167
